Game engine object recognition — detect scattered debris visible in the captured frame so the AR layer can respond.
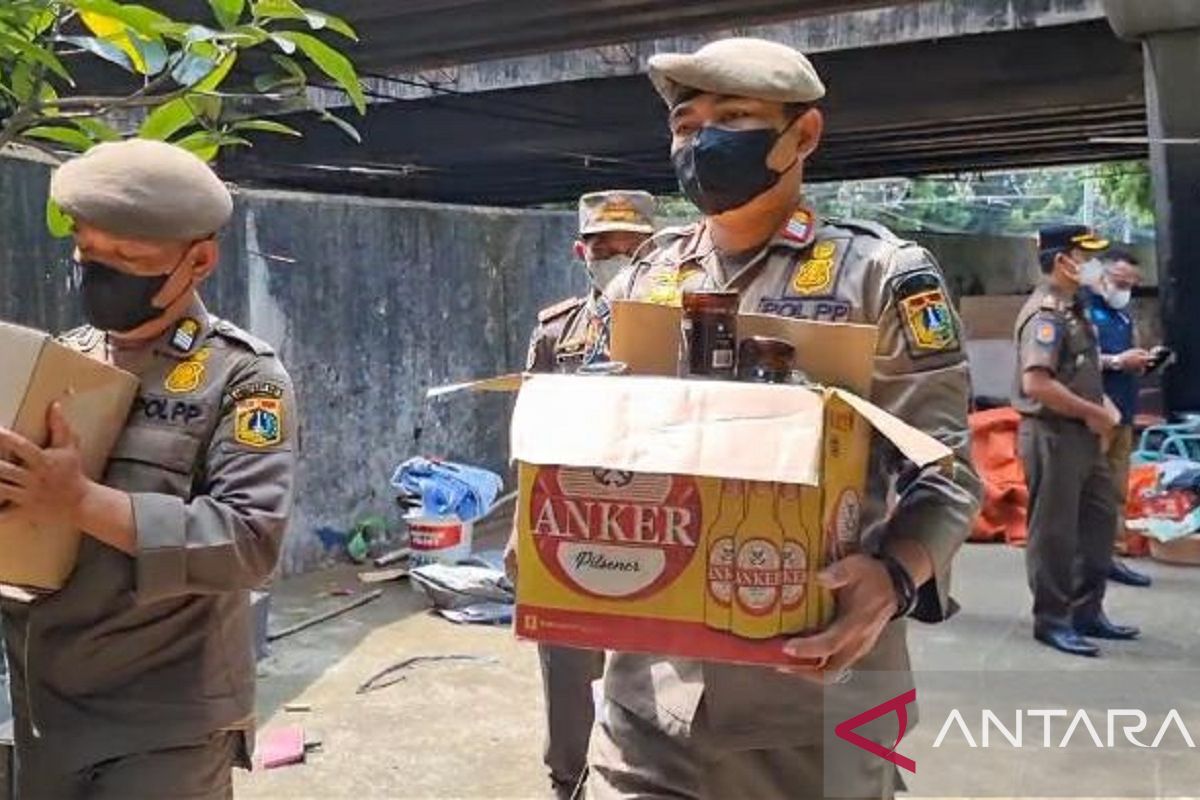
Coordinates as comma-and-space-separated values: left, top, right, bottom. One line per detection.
260, 725, 306, 770
409, 562, 512, 610
347, 516, 388, 563
284, 702, 313, 713
374, 547, 411, 568
356, 655, 498, 695
325, 586, 355, 598
439, 603, 513, 625
358, 567, 410, 584
267, 590, 385, 642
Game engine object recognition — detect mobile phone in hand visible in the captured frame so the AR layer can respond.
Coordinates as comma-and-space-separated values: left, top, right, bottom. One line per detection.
1147, 346, 1175, 374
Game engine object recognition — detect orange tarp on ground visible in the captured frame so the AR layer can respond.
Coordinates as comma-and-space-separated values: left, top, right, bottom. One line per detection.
1122, 464, 1157, 557
968, 407, 1152, 554
969, 407, 1029, 545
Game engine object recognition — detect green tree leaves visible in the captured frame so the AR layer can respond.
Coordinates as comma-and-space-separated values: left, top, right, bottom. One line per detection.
805, 162, 1156, 240
275, 30, 365, 113
208, 0, 247, 30
0, 0, 366, 166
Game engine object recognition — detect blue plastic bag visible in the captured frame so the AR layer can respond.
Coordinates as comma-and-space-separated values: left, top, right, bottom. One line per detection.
391, 457, 503, 523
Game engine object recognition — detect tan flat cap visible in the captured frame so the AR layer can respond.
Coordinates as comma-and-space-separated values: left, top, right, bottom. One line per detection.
648, 37, 826, 108
579, 190, 656, 236
51, 138, 233, 240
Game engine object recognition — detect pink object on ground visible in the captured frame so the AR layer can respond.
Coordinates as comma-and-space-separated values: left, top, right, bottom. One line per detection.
259, 725, 306, 769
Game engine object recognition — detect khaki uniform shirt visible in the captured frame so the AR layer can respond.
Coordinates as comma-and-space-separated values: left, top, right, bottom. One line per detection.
1, 298, 297, 770
527, 291, 608, 374
604, 209, 982, 748
1013, 283, 1105, 418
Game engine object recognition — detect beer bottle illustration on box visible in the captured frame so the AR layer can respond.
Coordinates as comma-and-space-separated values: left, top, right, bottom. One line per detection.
777, 483, 818, 635
704, 479, 743, 631
818, 398, 867, 629
731, 481, 784, 640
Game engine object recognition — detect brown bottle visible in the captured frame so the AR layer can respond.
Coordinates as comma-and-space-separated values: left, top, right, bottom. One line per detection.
737, 336, 795, 384
681, 290, 739, 379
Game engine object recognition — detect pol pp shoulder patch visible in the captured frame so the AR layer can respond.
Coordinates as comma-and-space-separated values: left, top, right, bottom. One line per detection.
235, 397, 284, 448
892, 270, 961, 358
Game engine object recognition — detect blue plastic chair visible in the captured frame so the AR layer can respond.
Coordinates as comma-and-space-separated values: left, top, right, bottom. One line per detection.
1159, 434, 1200, 462
1134, 420, 1200, 464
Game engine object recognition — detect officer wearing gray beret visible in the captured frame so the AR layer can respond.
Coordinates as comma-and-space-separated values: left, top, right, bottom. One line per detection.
592, 38, 981, 800
0, 138, 297, 798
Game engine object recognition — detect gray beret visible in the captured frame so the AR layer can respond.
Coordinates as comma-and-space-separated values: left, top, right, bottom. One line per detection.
50, 138, 233, 240
648, 38, 826, 108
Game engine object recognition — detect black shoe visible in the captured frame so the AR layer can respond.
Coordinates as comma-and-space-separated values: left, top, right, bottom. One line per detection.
1108, 560, 1153, 587
1035, 626, 1101, 657
551, 774, 586, 800
1075, 612, 1140, 640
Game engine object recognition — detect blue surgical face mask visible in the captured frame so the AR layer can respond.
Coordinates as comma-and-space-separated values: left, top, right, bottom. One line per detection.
672, 124, 795, 215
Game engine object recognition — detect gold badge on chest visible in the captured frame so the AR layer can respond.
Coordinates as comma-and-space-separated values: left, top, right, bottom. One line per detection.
165, 347, 212, 394
787, 240, 840, 297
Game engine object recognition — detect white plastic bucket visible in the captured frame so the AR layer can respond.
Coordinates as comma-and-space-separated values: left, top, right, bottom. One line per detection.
407, 515, 473, 566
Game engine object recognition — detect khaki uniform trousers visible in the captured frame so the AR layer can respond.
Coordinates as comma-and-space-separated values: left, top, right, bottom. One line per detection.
540, 644, 605, 795
17, 731, 242, 800
588, 700, 896, 800
1107, 425, 1135, 554
1019, 417, 1118, 629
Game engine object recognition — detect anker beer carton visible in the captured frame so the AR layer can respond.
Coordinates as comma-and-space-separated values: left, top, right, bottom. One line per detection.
510, 301, 951, 666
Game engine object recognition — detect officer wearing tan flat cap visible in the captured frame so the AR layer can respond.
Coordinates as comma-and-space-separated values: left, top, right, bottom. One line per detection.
1014, 224, 1137, 659
512, 190, 655, 800
0, 138, 296, 799
590, 38, 981, 799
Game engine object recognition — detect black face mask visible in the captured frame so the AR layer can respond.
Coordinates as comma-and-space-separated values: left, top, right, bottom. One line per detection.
77, 259, 173, 333
672, 125, 792, 215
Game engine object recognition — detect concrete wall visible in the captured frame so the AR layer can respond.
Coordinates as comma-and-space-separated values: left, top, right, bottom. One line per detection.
0, 155, 580, 574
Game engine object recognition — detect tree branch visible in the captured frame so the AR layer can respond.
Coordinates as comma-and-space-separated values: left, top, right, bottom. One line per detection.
0, 9, 61, 149
41, 90, 188, 111
0, 106, 37, 151
2, 137, 67, 164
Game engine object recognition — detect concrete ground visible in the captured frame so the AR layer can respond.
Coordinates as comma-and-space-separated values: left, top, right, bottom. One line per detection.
236, 542, 1200, 800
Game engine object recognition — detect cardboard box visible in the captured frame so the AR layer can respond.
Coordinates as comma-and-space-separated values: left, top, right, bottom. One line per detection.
0, 321, 138, 591
511, 302, 951, 666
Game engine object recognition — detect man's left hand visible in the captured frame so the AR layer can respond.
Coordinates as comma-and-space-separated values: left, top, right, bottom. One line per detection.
0, 402, 89, 526
780, 554, 897, 682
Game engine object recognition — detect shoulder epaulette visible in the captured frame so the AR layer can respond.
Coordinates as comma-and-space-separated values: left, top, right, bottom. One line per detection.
211, 318, 276, 356
1038, 294, 1066, 313
825, 217, 908, 245
57, 325, 103, 353
537, 297, 585, 324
